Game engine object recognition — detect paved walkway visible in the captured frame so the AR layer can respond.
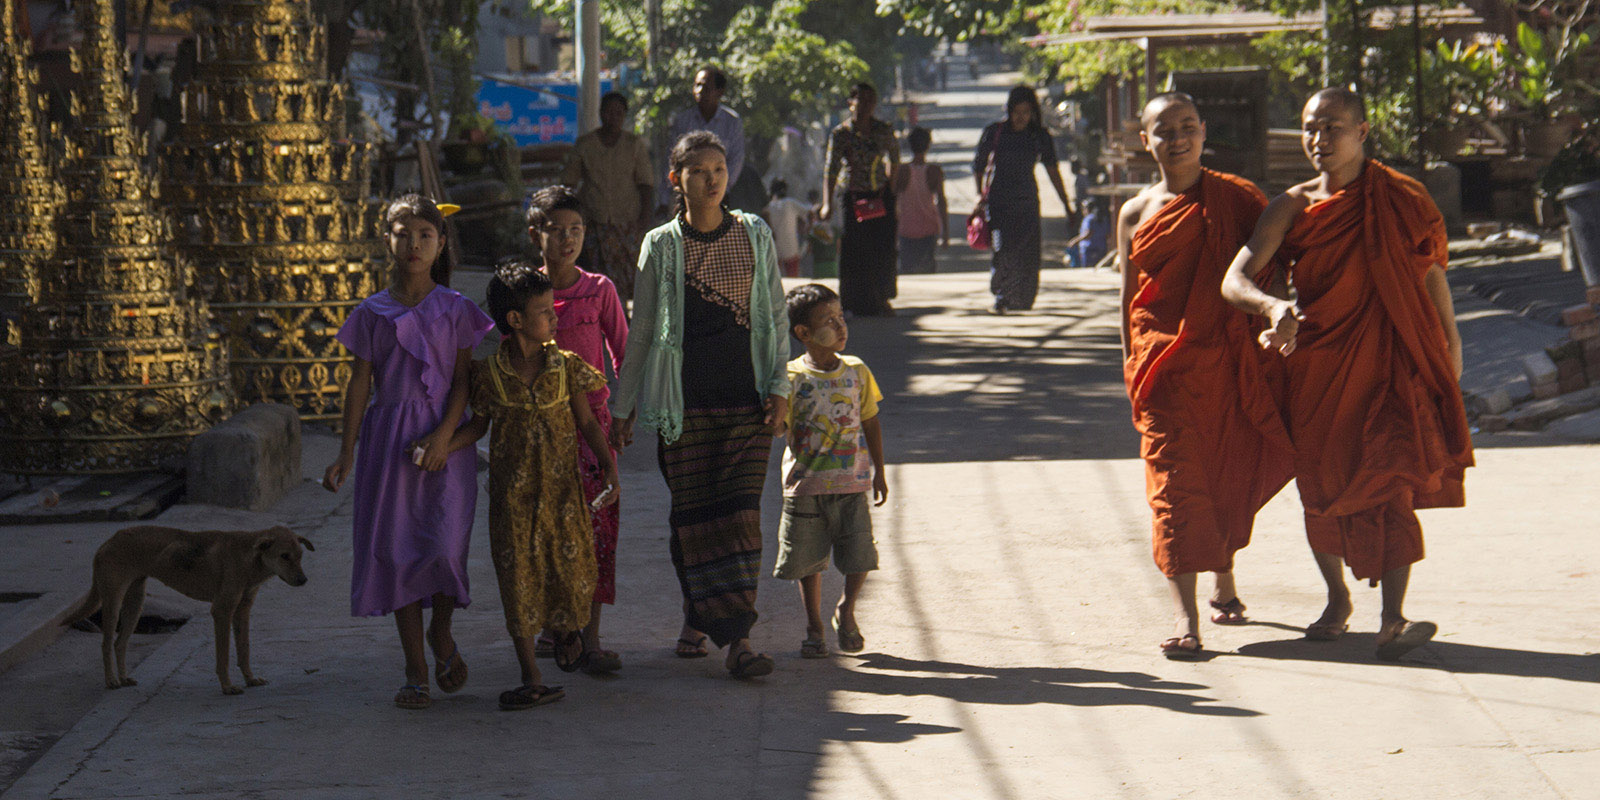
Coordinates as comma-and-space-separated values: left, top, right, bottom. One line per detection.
4, 266, 1598, 800
3, 70, 1599, 800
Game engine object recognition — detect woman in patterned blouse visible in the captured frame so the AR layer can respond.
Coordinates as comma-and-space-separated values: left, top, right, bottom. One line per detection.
820, 83, 901, 317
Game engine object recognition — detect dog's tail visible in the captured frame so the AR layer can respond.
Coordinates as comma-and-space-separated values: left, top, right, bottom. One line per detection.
59, 591, 99, 627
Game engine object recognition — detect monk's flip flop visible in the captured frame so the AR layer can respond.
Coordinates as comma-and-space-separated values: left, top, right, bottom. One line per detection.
1209, 597, 1248, 625
800, 637, 829, 659
1160, 635, 1202, 661
1376, 621, 1437, 661
832, 611, 865, 653
1304, 621, 1349, 641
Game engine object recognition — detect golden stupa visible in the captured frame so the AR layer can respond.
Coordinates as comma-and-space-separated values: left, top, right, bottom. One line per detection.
161, 0, 385, 422
0, 0, 59, 348
0, 0, 232, 474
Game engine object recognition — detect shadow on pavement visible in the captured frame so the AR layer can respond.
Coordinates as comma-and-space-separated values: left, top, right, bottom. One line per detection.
834, 653, 1261, 717
1237, 638, 1600, 682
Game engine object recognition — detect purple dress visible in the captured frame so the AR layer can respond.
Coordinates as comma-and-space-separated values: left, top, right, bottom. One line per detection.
336, 286, 496, 616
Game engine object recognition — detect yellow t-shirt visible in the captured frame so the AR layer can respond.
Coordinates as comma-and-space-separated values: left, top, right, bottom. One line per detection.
783, 354, 882, 496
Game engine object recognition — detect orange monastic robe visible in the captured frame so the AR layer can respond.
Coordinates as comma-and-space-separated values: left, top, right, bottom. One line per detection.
1277, 160, 1474, 581
1126, 169, 1295, 577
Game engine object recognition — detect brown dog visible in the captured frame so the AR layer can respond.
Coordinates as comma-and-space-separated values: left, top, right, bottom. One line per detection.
62, 525, 313, 695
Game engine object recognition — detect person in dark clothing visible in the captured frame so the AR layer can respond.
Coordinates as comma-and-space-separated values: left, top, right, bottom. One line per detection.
819, 83, 901, 317
972, 85, 1074, 314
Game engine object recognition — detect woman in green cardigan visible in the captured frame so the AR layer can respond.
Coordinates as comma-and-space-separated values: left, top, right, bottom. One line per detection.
611, 131, 790, 679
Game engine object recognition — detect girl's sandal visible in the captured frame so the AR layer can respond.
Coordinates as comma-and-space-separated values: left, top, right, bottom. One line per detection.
394, 683, 431, 710
498, 684, 565, 711
729, 651, 774, 679
534, 634, 557, 659
435, 648, 468, 694
674, 636, 709, 658
1209, 597, 1248, 625
553, 630, 586, 674
800, 637, 829, 659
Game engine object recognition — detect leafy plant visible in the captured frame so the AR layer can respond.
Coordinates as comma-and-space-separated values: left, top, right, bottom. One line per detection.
1502, 19, 1597, 120
1540, 132, 1600, 195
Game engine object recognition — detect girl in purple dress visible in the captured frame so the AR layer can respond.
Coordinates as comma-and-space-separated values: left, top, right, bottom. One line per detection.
526, 185, 629, 674
322, 194, 496, 710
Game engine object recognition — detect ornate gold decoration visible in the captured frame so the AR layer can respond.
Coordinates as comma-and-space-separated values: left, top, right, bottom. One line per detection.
161, 0, 386, 422
0, 0, 59, 349
0, 0, 233, 474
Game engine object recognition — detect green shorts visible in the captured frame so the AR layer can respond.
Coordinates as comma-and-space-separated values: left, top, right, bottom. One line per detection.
774, 492, 879, 579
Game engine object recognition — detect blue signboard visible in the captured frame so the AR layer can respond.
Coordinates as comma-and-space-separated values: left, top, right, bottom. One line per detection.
476, 78, 612, 146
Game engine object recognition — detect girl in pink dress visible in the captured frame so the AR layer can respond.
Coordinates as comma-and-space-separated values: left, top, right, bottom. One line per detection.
323, 194, 496, 709
528, 185, 629, 673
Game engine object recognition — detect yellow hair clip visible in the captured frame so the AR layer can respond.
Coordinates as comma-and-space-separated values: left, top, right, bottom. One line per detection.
438, 203, 461, 217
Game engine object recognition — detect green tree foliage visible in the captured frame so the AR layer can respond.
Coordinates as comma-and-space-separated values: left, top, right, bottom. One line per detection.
526, 0, 870, 149
874, 0, 1024, 41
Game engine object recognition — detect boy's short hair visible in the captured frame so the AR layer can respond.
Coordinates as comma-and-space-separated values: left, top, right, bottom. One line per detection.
907, 126, 931, 155
785, 283, 839, 338
486, 258, 553, 335
526, 184, 583, 229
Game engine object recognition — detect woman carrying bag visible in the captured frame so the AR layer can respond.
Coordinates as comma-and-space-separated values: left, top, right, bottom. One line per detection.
819, 83, 900, 317
972, 84, 1074, 314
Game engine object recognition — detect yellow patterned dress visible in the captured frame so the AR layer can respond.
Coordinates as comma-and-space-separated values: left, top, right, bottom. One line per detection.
471, 342, 606, 637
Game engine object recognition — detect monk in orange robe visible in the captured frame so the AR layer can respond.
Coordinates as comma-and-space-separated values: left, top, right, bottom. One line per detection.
1222, 88, 1473, 661
1118, 93, 1295, 660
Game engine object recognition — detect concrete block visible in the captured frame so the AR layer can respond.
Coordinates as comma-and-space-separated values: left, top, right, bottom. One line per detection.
1477, 414, 1509, 433
1563, 304, 1598, 326
1480, 386, 1515, 415
1533, 380, 1561, 400
1522, 352, 1559, 385
1557, 357, 1585, 382
1570, 320, 1600, 342
1588, 285, 1600, 307
1506, 384, 1600, 428
186, 403, 301, 512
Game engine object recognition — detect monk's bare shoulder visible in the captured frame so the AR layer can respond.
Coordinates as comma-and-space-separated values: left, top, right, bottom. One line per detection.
1251, 190, 1311, 240
1117, 188, 1154, 235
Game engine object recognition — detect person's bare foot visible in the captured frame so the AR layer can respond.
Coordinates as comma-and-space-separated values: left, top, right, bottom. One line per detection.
1305, 595, 1353, 641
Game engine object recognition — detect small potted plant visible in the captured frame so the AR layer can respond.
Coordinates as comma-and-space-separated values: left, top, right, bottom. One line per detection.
1421, 39, 1500, 158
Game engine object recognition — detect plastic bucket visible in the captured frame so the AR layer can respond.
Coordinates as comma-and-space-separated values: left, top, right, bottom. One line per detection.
1557, 179, 1600, 287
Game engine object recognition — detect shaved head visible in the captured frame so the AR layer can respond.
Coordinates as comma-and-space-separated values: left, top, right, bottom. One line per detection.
1141, 91, 1199, 128
1306, 87, 1366, 123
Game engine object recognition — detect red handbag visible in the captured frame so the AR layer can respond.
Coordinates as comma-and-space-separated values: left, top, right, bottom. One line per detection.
967, 146, 996, 250
966, 206, 991, 250
852, 195, 887, 222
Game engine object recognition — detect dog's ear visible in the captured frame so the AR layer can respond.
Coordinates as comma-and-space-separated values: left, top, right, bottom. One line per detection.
255, 537, 275, 552
297, 536, 315, 552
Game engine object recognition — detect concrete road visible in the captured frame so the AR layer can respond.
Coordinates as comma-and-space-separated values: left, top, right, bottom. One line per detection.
3, 266, 1597, 800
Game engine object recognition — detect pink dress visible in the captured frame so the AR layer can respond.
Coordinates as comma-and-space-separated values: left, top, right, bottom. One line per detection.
336, 286, 496, 616
552, 269, 628, 604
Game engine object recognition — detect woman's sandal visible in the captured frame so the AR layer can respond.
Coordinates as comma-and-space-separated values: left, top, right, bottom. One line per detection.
435, 647, 468, 694
1375, 620, 1437, 661
729, 650, 775, 679
498, 683, 565, 711
394, 683, 432, 710
800, 637, 829, 659
553, 630, 586, 674
1209, 597, 1248, 625
1160, 634, 1202, 661
674, 635, 709, 659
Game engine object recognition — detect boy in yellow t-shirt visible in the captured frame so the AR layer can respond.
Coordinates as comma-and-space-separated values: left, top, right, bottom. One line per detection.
778, 284, 888, 659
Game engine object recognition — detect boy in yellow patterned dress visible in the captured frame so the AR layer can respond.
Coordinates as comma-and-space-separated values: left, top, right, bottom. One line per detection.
777, 284, 887, 659
447, 261, 620, 710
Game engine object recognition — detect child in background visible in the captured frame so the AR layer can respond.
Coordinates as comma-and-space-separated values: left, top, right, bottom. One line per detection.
765, 179, 811, 278
1078, 198, 1111, 269
526, 185, 628, 674
894, 126, 947, 274
446, 261, 620, 710
323, 194, 496, 711
777, 283, 887, 658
